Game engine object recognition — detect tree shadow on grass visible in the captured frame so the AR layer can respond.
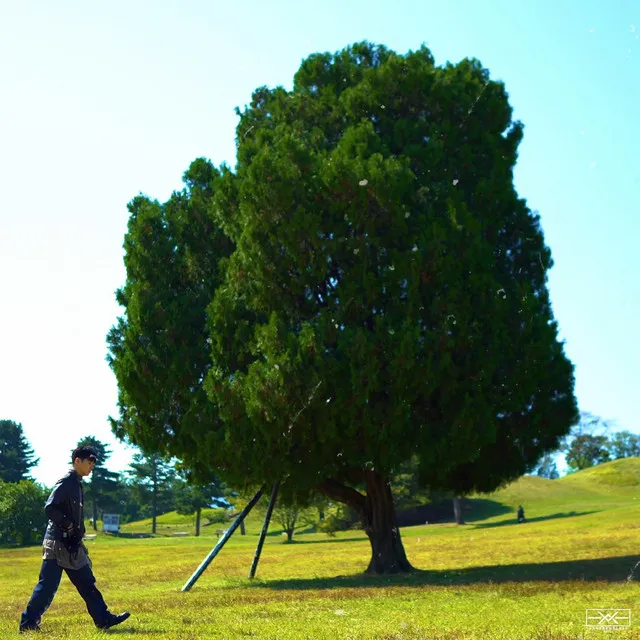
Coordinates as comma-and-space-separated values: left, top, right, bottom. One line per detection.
271, 535, 368, 545
397, 498, 512, 526
461, 498, 513, 523
249, 555, 640, 590
470, 510, 601, 529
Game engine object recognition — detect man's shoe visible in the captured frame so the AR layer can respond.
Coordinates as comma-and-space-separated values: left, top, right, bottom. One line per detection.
19, 623, 41, 633
97, 611, 131, 630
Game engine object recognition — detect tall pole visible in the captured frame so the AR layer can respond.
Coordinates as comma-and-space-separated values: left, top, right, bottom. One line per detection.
249, 482, 279, 579
182, 487, 264, 592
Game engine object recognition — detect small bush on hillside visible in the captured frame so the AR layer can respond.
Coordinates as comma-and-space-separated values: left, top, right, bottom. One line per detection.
317, 503, 362, 537
204, 508, 228, 525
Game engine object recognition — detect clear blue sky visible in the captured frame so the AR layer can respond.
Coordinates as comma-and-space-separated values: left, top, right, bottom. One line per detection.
1, 0, 638, 487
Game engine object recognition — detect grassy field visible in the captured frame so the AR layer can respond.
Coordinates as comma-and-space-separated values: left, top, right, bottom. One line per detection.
1, 459, 639, 639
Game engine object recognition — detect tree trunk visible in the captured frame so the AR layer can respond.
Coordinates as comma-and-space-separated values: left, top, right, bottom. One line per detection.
92, 498, 98, 532
362, 471, 414, 574
317, 472, 414, 574
152, 460, 157, 534
195, 506, 201, 537
152, 488, 157, 534
285, 512, 297, 543
453, 496, 465, 525
240, 519, 246, 536
318, 507, 325, 521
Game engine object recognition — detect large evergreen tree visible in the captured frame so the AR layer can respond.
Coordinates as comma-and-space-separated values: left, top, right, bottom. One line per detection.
126, 449, 175, 534
113, 472, 144, 524
0, 420, 39, 482
107, 41, 579, 574
76, 436, 120, 531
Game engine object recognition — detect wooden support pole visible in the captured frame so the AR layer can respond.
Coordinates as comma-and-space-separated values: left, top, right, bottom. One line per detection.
182, 487, 264, 592
249, 482, 279, 579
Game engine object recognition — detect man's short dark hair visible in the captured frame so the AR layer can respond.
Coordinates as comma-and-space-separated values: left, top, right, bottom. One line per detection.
71, 445, 98, 464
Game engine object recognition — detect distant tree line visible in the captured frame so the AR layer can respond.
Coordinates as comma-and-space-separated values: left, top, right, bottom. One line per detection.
2, 412, 638, 546
0, 420, 488, 544
535, 411, 640, 478
0, 420, 228, 545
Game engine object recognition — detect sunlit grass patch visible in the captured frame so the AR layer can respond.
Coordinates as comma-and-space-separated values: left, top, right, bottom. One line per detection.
1, 462, 639, 638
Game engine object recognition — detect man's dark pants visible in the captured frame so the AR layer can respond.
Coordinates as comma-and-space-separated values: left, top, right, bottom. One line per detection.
20, 559, 109, 630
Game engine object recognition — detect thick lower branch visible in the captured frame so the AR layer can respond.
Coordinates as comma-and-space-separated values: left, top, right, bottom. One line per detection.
316, 478, 365, 515
339, 465, 366, 487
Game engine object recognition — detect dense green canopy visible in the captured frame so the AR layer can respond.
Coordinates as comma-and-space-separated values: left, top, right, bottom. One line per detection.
108, 42, 579, 573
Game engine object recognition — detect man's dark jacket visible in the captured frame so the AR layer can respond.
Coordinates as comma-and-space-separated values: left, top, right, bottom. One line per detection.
43, 470, 86, 541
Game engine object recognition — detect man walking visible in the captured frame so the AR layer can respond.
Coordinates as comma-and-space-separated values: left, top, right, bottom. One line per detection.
19, 445, 131, 632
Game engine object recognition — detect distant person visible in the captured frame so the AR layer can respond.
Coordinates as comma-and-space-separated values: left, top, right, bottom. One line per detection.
19, 446, 131, 633
517, 505, 525, 523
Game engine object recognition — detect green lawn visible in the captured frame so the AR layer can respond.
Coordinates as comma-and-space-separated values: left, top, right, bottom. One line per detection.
1, 459, 639, 639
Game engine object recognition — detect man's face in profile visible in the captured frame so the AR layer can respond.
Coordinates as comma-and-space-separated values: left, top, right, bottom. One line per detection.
74, 457, 96, 477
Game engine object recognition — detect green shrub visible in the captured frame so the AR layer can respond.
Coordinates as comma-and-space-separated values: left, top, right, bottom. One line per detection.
0, 480, 49, 546
204, 508, 229, 525
316, 503, 362, 536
